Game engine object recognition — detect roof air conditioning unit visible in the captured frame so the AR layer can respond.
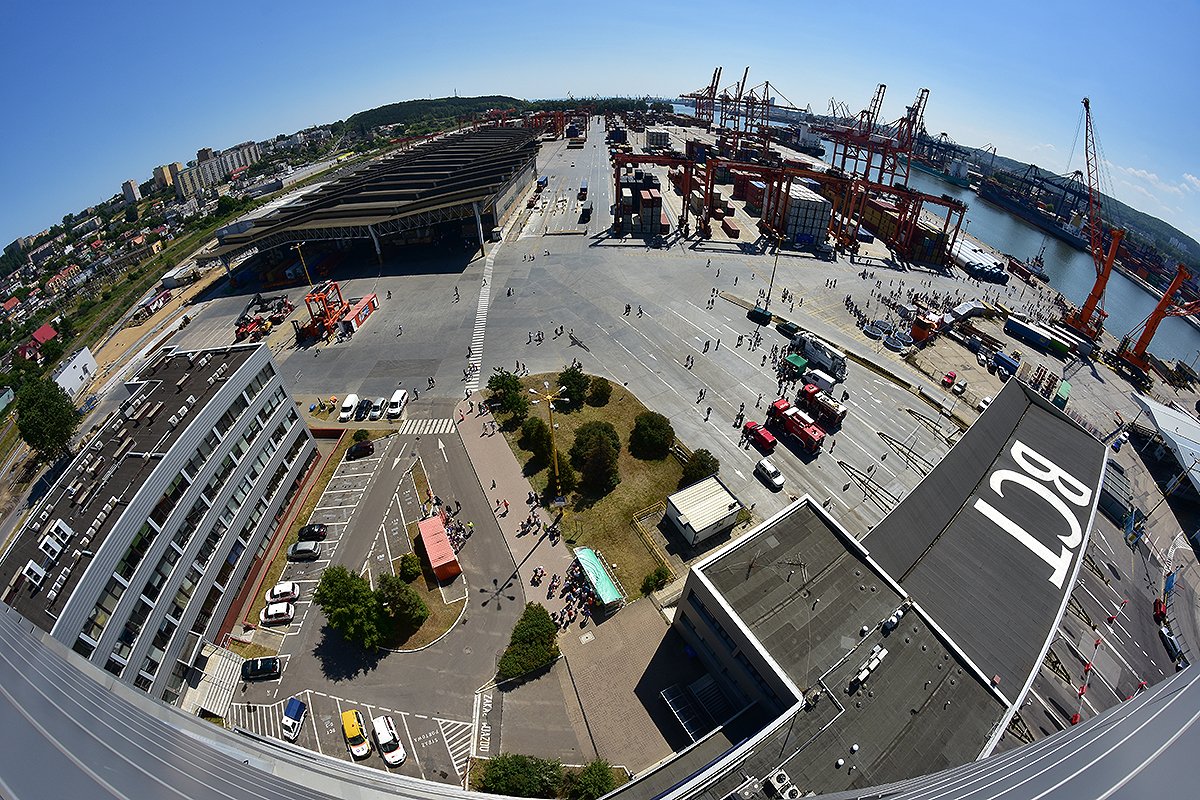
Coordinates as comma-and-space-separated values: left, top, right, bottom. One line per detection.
768, 770, 791, 794
167, 415, 178, 427
783, 787, 802, 800
39, 536, 63, 561
22, 560, 46, 587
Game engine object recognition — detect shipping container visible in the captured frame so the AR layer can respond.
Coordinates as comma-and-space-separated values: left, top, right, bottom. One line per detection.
722, 218, 740, 238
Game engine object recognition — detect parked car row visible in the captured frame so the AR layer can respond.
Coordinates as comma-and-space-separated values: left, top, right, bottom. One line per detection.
337, 390, 408, 422
342, 709, 407, 765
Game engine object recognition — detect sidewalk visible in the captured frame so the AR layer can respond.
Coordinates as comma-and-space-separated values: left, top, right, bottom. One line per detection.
454, 393, 576, 604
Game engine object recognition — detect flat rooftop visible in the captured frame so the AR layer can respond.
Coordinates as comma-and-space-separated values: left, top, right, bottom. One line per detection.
0, 345, 259, 630
696, 500, 1005, 796
864, 380, 1107, 701
209, 127, 537, 261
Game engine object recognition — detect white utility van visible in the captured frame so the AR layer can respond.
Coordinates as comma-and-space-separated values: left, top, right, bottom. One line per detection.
386, 389, 408, 419
338, 393, 359, 422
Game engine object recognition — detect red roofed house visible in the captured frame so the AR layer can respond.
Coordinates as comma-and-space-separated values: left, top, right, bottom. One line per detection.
2, 297, 19, 315
32, 324, 58, 346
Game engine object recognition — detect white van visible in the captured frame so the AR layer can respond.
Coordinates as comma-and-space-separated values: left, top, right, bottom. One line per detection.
371, 714, 407, 765
338, 393, 359, 422
804, 369, 836, 394
386, 389, 408, 419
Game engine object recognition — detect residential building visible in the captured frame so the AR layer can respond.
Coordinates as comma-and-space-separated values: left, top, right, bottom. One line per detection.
0, 344, 317, 704
46, 264, 81, 294
122, 180, 142, 205
72, 216, 102, 236
51, 347, 98, 399
197, 147, 216, 162
175, 142, 262, 200
168, 162, 184, 185
153, 165, 175, 190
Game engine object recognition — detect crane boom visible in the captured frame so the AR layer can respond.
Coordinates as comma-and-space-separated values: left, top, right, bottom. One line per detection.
1065, 97, 1125, 339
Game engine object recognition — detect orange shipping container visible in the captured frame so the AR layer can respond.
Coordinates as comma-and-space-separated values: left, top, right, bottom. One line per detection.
418, 516, 461, 580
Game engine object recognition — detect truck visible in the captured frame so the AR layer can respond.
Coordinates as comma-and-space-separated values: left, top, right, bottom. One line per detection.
792, 332, 847, 381
536, 175, 549, 192
578, 179, 588, 200
804, 369, 836, 394
766, 398, 825, 454
799, 383, 848, 427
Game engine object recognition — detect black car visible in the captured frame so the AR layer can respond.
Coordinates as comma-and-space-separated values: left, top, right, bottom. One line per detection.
347, 441, 375, 460
776, 321, 801, 339
241, 656, 281, 682
297, 523, 328, 542
354, 398, 372, 421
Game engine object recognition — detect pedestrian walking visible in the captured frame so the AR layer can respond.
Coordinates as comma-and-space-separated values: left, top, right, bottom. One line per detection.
637, 305, 643, 317
503, 499, 509, 513
739, 402, 745, 414
386, 290, 392, 299
705, 407, 712, 421
756, 392, 763, 408
703, 340, 711, 353
734, 275, 738, 285
491, 479, 497, 489
397, 324, 403, 335
716, 338, 720, 350
707, 258, 711, 267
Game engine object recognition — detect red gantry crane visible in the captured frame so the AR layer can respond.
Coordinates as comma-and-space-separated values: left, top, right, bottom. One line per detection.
1116, 263, 1195, 378
1063, 97, 1125, 340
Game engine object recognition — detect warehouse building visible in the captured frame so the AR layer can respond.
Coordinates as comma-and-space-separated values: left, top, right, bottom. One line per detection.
0, 343, 316, 705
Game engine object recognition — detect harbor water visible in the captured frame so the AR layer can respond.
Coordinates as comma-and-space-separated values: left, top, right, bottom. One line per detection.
898, 168, 1200, 363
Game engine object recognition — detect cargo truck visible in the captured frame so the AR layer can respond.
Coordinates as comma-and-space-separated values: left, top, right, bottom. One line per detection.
799, 383, 848, 427
766, 398, 825, 454
804, 369, 837, 394
792, 332, 847, 381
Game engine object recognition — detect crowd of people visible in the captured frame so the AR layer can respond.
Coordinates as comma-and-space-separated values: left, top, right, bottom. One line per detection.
530, 559, 599, 629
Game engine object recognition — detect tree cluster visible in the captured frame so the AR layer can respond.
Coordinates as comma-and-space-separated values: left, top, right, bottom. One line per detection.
496, 602, 560, 681
570, 421, 621, 495
679, 448, 720, 489
16, 378, 79, 461
476, 754, 616, 800
312, 565, 429, 650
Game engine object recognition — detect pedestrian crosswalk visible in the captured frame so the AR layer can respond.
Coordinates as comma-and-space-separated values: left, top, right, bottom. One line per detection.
228, 700, 286, 739
439, 719, 474, 776
398, 418, 457, 436
466, 242, 503, 392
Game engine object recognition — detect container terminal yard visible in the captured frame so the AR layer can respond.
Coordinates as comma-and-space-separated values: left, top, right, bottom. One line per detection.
2, 65, 1200, 800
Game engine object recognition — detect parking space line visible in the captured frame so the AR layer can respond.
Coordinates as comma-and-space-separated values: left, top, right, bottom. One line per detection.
399, 711, 427, 780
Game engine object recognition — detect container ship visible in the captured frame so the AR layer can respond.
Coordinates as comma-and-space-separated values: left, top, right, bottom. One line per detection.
904, 155, 970, 188
978, 177, 1090, 251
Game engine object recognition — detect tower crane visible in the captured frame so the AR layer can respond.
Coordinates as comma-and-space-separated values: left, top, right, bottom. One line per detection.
1063, 97, 1125, 340
1116, 263, 1194, 377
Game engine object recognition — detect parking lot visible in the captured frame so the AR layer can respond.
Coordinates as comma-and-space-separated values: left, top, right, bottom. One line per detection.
228, 689, 473, 781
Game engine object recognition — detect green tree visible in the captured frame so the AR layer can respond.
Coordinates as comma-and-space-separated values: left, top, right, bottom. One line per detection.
569, 421, 620, 466
477, 752, 564, 798
377, 573, 430, 628
398, 553, 422, 582
556, 364, 590, 411
577, 438, 620, 495
16, 378, 79, 460
487, 370, 522, 400
586, 377, 612, 406
497, 602, 561, 681
37, 338, 65, 367
519, 416, 551, 461
312, 566, 384, 650
352, 429, 370, 442
641, 566, 672, 596
679, 448, 720, 489
629, 411, 674, 459
567, 759, 618, 800
488, 370, 529, 422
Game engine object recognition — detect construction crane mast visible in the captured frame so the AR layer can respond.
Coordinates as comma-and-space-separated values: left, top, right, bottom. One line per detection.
1064, 98, 1124, 340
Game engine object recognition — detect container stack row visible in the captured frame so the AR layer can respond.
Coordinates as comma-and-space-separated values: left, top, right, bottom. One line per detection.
645, 129, 670, 149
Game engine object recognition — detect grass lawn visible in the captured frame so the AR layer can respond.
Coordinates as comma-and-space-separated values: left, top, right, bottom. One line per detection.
498, 375, 682, 592
381, 554, 465, 650
227, 640, 278, 660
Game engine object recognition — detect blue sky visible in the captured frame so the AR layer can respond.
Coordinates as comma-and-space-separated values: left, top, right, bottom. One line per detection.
1, 0, 1197, 246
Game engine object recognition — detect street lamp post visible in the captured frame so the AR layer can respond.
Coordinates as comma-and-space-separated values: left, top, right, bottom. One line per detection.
529, 382, 570, 505
292, 241, 315, 289
765, 234, 782, 310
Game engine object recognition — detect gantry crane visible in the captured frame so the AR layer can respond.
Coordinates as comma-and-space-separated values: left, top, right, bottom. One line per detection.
683, 67, 722, 126
1116, 263, 1194, 377
1063, 97, 1125, 340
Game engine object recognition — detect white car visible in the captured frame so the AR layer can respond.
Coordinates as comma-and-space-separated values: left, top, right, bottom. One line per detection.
338, 393, 359, 422
372, 715, 407, 766
368, 396, 387, 420
754, 458, 785, 491
386, 389, 408, 419
952, 380, 967, 395
259, 602, 295, 626
265, 581, 300, 604
976, 396, 993, 412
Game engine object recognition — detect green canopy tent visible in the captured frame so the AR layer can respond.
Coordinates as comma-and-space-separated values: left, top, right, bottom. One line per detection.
574, 547, 624, 614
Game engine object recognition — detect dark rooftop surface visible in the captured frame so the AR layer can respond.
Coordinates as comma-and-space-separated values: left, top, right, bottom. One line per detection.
210, 127, 537, 260
863, 380, 1107, 702
691, 501, 1006, 796
0, 345, 258, 630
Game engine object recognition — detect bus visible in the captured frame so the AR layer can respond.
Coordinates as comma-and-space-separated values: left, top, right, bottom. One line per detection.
578, 179, 588, 200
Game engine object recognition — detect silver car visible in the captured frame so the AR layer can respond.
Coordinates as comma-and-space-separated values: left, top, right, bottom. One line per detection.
755, 458, 785, 491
